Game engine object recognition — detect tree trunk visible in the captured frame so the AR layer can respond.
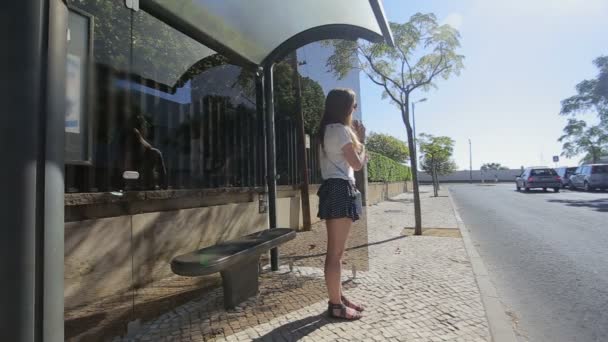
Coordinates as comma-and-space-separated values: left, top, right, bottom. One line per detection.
436, 174, 441, 191
400, 103, 422, 235
433, 164, 439, 197
592, 147, 599, 164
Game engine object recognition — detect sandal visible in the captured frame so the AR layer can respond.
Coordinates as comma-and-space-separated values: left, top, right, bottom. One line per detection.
328, 302, 362, 320
341, 295, 365, 312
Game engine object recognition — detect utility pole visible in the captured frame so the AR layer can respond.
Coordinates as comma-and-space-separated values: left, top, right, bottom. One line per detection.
469, 139, 473, 183
411, 98, 427, 157
290, 52, 311, 231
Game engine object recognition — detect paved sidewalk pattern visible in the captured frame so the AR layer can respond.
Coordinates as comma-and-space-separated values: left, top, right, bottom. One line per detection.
117, 188, 490, 341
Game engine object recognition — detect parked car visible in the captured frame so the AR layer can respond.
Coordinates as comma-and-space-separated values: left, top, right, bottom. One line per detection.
569, 164, 608, 191
554, 166, 578, 188
516, 167, 561, 192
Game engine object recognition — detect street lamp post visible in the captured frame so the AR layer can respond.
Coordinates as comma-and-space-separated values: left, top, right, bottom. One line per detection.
469, 139, 473, 183
412, 98, 427, 158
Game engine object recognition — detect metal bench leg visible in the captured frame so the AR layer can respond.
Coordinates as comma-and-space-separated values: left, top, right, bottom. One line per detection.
220, 257, 260, 309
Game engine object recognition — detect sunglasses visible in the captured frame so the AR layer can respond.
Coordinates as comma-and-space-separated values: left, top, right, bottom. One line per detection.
353, 103, 358, 109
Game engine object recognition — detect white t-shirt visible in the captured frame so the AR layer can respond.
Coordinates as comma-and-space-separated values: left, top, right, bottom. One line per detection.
320, 123, 356, 182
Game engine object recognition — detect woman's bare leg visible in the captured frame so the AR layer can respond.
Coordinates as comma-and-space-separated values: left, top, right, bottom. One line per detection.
325, 218, 352, 304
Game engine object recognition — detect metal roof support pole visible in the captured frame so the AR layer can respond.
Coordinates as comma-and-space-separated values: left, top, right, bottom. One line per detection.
43, 1, 67, 341
0, 1, 44, 339
289, 53, 312, 232
263, 64, 279, 271
0, 0, 65, 341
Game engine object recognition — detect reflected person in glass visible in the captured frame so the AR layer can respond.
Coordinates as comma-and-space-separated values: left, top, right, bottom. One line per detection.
125, 112, 168, 190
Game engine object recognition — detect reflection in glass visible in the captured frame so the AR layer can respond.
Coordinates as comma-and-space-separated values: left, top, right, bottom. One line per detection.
65, 0, 132, 192
65, 9, 91, 163
64, 3, 360, 193
132, 9, 262, 189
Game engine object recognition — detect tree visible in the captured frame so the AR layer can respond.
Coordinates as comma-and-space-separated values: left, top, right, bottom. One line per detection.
559, 56, 608, 162
481, 163, 509, 171
418, 134, 457, 197
326, 13, 464, 235
366, 133, 409, 163
560, 56, 608, 124
558, 119, 608, 164
579, 147, 608, 164
237, 60, 325, 134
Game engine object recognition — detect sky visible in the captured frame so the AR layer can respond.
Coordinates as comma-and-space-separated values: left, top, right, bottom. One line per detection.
360, 0, 608, 170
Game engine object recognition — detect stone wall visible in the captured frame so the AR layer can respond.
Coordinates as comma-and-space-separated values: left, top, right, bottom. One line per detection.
366, 181, 411, 205
64, 185, 320, 341
418, 169, 522, 183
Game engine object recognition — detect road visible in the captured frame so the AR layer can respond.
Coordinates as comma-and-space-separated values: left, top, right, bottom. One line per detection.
449, 184, 608, 342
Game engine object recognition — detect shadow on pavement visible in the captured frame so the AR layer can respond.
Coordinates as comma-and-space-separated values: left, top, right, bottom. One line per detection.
386, 197, 414, 203
515, 190, 560, 195
252, 313, 348, 342
285, 235, 408, 262
547, 198, 608, 212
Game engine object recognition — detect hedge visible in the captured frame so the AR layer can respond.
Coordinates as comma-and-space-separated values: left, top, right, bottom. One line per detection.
367, 151, 412, 182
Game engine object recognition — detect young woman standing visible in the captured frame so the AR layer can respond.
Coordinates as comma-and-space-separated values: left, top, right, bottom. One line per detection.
317, 88, 368, 320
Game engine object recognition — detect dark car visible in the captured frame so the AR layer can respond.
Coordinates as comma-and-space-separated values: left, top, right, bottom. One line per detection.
554, 166, 577, 188
569, 164, 608, 191
516, 167, 561, 192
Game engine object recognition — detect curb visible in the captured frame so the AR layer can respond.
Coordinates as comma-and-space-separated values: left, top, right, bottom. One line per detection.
447, 188, 519, 342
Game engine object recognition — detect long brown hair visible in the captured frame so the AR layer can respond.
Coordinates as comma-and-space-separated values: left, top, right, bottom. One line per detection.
318, 88, 361, 151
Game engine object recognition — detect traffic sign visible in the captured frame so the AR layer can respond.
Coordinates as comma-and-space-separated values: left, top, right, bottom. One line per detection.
553, 155, 559, 163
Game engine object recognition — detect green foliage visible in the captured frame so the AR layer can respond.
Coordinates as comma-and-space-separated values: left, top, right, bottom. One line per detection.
559, 56, 608, 162
418, 134, 457, 176
418, 133, 456, 196
481, 163, 509, 171
70, 0, 221, 84
367, 152, 412, 182
420, 157, 457, 176
325, 13, 464, 109
558, 119, 608, 164
560, 56, 608, 124
237, 59, 325, 134
272, 62, 326, 134
579, 147, 608, 164
366, 133, 409, 163
301, 78, 326, 134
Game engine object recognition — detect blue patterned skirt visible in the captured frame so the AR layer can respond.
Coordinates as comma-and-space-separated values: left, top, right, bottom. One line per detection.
317, 178, 360, 222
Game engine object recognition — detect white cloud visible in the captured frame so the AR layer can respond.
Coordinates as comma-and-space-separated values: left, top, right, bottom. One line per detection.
443, 12, 464, 30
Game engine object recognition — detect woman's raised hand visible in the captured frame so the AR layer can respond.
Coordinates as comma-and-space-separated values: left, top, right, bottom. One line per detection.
352, 120, 366, 143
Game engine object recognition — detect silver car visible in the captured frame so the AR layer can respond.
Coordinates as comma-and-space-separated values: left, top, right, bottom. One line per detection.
569, 164, 608, 191
554, 166, 578, 188
516, 167, 561, 192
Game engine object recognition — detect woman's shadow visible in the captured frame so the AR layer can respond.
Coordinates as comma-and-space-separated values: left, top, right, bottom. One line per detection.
252, 312, 349, 341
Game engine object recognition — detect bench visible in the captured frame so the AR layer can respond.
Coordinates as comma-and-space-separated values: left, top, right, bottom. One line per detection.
171, 228, 296, 309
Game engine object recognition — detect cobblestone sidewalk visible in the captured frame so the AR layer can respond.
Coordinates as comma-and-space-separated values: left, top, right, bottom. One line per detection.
117, 187, 490, 341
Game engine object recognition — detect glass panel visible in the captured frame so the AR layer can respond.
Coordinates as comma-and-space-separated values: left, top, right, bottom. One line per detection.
64, 3, 134, 339
531, 169, 557, 176
65, 0, 132, 193
144, 0, 383, 64
131, 11, 215, 88
130, 9, 261, 190
65, 9, 91, 163
272, 42, 362, 186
